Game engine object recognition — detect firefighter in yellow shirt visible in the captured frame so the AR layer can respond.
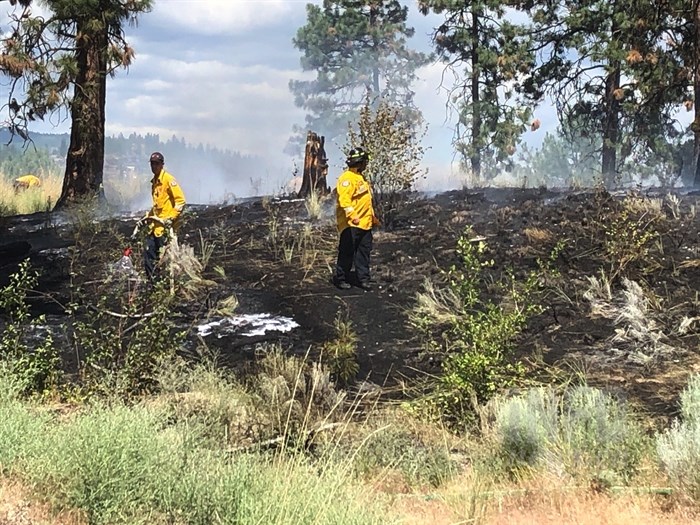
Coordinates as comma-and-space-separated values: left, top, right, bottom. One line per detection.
141, 151, 186, 279
333, 147, 379, 290
13, 174, 41, 191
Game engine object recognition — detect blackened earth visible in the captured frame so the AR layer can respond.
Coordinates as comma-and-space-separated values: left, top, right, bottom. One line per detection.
1, 186, 700, 426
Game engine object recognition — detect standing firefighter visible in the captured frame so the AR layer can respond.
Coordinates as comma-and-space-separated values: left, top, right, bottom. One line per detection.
333, 147, 379, 290
140, 152, 186, 279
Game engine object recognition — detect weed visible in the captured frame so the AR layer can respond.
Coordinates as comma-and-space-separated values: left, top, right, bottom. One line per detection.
322, 311, 359, 385
304, 190, 324, 221
0, 260, 60, 395
231, 345, 348, 445
410, 229, 553, 422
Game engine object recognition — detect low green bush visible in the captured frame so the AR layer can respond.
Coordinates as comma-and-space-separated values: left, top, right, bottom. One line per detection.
657, 373, 700, 499
489, 386, 648, 484
411, 230, 561, 423
0, 372, 386, 525
0, 260, 60, 395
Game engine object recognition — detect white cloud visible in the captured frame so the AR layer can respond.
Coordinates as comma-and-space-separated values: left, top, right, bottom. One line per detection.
107, 56, 310, 177
153, 0, 296, 34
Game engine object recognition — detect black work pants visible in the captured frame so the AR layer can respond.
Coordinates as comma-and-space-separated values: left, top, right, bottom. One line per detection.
144, 233, 168, 280
335, 227, 372, 284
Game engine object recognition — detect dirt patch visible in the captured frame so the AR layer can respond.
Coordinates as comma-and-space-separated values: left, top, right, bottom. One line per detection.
0, 479, 85, 525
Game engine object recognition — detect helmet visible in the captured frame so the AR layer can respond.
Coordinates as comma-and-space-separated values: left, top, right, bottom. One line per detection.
149, 151, 165, 164
346, 147, 369, 167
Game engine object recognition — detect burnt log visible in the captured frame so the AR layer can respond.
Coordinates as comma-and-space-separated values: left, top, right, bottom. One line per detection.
298, 131, 329, 197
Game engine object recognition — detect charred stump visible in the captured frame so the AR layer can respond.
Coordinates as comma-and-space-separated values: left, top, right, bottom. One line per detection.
298, 131, 329, 197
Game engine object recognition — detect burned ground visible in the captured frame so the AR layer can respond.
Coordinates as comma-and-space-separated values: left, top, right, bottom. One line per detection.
1, 187, 699, 426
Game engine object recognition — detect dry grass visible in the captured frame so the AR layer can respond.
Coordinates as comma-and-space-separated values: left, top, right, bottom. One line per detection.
584, 276, 674, 366
0, 170, 149, 216
678, 259, 700, 269
386, 472, 699, 525
410, 278, 463, 328
623, 195, 664, 217
0, 172, 61, 215
161, 237, 217, 298
524, 227, 554, 244
484, 487, 697, 525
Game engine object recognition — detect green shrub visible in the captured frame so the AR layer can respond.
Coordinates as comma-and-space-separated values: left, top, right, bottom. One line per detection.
411, 230, 557, 421
347, 93, 427, 229
69, 279, 185, 398
492, 388, 558, 467
489, 386, 648, 483
0, 259, 60, 395
657, 373, 700, 499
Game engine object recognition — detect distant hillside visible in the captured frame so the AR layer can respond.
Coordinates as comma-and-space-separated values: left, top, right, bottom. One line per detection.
0, 129, 272, 199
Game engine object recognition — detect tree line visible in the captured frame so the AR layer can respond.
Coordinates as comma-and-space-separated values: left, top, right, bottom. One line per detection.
0, 0, 698, 208
291, 0, 699, 186
0, 130, 261, 183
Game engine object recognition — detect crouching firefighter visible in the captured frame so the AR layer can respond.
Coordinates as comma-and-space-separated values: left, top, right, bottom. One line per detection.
333, 147, 379, 291
138, 151, 186, 280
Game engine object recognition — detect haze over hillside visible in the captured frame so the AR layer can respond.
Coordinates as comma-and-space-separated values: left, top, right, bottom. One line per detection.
0, 129, 289, 203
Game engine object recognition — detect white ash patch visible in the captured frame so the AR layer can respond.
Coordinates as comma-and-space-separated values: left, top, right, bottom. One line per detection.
197, 313, 299, 338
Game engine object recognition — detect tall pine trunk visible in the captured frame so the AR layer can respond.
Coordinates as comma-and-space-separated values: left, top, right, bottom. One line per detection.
55, 19, 107, 208
601, 65, 621, 187
693, 0, 700, 187
470, 8, 481, 179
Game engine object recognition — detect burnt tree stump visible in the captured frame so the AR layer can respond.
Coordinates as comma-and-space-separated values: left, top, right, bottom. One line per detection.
298, 131, 329, 197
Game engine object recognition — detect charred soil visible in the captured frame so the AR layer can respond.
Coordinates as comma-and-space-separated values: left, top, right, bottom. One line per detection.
1, 187, 699, 426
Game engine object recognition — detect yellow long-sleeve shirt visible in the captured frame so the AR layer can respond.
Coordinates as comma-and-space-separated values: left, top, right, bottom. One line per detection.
335, 168, 376, 232
149, 169, 186, 237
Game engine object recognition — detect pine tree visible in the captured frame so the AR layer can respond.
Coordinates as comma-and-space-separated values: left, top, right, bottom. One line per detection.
521, 0, 686, 186
0, 0, 152, 207
419, 0, 535, 180
290, 0, 429, 147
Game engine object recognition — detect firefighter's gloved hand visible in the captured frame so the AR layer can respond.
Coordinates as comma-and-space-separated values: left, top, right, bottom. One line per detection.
162, 218, 173, 228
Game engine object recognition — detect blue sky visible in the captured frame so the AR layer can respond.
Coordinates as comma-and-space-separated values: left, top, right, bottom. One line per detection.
9, 0, 676, 197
